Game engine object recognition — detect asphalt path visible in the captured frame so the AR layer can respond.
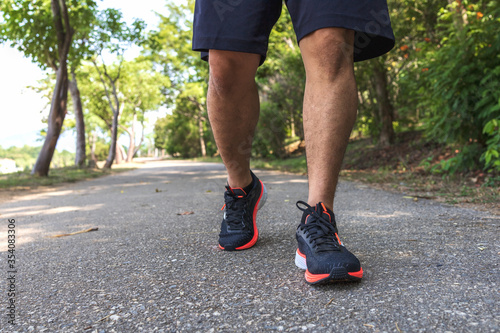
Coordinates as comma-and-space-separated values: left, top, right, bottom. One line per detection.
0, 160, 498, 332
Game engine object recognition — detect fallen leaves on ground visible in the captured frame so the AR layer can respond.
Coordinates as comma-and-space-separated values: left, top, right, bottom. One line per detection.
177, 211, 194, 215
50, 227, 98, 238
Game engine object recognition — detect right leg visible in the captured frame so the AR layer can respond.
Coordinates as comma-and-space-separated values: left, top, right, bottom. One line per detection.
193, 0, 281, 250
208, 50, 267, 251
207, 50, 261, 189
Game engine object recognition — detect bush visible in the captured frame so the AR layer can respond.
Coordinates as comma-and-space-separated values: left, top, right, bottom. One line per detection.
253, 102, 288, 158
420, 1, 500, 173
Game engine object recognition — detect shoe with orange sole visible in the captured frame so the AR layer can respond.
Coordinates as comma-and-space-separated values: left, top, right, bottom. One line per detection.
218, 171, 267, 251
295, 201, 363, 284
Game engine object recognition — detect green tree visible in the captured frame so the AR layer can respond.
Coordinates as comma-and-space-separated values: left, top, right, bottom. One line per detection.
1, 0, 96, 176
89, 8, 145, 168
76, 58, 167, 163
147, 0, 212, 158
418, 0, 500, 172
118, 60, 169, 162
256, 7, 304, 158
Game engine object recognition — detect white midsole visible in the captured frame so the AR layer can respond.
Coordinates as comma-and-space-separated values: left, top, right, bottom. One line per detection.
295, 249, 307, 270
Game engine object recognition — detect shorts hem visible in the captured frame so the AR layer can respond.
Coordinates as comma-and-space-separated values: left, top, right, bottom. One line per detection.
193, 36, 269, 65
295, 14, 395, 62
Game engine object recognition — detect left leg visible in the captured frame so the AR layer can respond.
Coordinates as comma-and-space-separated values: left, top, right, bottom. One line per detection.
299, 27, 358, 211
288, 0, 394, 285
294, 28, 362, 284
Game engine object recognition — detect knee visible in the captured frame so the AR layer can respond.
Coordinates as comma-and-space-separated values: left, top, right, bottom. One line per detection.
208, 50, 260, 96
300, 28, 355, 80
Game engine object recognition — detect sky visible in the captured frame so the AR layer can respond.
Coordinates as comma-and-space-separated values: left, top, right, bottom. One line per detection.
0, 0, 175, 153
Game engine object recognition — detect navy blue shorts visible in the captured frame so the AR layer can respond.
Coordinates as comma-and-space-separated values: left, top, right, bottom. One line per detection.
192, 0, 395, 64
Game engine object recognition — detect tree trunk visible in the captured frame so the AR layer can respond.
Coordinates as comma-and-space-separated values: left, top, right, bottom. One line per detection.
198, 116, 207, 158
133, 119, 145, 158
69, 70, 86, 168
88, 131, 97, 168
126, 112, 137, 162
104, 110, 119, 168
93, 59, 122, 169
115, 143, 124, 164
126, 133, 135, 162
290, 112, 296, 138
373, 60, 395, 147
32, 0, 73, 176
32, 65, 69, 176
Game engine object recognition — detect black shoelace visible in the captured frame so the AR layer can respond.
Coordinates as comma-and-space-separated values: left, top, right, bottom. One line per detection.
223, 187, 249, 230
297, 201, 340, 252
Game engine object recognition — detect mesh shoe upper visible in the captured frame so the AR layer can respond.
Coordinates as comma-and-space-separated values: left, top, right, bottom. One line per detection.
219, 171, 266, 251
295, 201, 362, 282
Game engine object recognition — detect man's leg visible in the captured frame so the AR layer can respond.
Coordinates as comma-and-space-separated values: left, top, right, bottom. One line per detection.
294, 28, 362, 284
207, 50, 267, 251
207, 50, 261, 189
299, 28, 357, 211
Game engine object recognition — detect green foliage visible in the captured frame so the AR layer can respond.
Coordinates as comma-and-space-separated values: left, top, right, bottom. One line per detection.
147, 1, 212, 158
482, 119, 500, 171
418, 0, 500, 173
0, 0, 97, 69
0, 166, 132, 189
0, 145, 40, 170
154, 113, 199, 158
253, 102, 288, 158
154, 82, 214, 158
250, 155, 307, 174
90, 8, 145, 57
51, 149, 75, 168
0, 145, 74, 171
255, 7, 305, 157
91, 139, 109, 161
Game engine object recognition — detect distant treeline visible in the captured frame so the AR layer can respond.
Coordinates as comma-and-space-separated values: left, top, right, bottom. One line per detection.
0, 145, 74, 171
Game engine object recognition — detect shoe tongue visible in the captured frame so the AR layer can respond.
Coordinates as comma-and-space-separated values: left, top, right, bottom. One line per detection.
316, 203, 333, 223
226, 186, 247, 198
302, 203, 333, 224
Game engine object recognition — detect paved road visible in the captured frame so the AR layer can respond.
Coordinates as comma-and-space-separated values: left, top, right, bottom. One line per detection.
0, 160, 498, 332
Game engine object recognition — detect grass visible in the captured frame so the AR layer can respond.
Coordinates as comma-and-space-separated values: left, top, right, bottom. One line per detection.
251, 155, 307, 174
190, 156, 223, 163
190, 155, 308, 174
0, 165, 135, 190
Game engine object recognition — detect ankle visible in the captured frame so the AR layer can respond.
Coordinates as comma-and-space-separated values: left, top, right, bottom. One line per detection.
227, 173, 253, 190
308, 200, 334, 211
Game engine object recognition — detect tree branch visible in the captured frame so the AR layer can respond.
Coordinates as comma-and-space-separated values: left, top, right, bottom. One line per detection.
119, 124, 131, 136
133, 119, 145, 156
100, 54, 121, 115
45, 50, 58, 71
187, 96, 207, 121
95, 113, 112, 130
50, 0, 64, 48
59, 0, 73, 55
92, 57, 117, 116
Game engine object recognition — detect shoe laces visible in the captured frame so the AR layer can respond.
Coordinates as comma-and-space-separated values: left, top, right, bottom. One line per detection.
296, 201, 340, 252
222, 186, 249, 230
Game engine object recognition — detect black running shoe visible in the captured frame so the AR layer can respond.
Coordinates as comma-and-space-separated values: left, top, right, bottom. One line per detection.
218, 171, 267, 251
295, 201, 363, 284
